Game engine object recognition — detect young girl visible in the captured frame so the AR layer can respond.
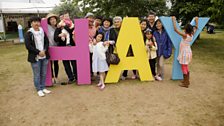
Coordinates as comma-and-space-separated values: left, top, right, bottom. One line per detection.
172, 16, 198, 88
153, 19, 172, 81
144, 28, 158, 80
89, 32, 110, 90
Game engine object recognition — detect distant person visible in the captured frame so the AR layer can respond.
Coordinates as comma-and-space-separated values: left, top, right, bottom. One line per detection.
172, 16, 198, 88
24, 16, 51, 97
207, 24, 215, 34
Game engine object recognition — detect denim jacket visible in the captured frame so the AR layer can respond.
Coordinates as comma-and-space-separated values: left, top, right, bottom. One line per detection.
153, 29, 172, 58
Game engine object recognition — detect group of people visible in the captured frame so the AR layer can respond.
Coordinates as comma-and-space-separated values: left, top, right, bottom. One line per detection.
25, 11, 198, 97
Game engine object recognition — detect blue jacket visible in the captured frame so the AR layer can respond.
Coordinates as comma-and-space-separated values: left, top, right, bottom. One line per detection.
153, 30, 172, 58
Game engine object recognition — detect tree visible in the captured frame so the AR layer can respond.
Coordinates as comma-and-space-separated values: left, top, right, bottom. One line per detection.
51, 0, 83, 18
73, 0, 169, 17
169, 0, 224, 24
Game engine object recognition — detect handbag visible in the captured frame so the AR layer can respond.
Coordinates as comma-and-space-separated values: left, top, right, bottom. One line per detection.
106, 45, 120, 65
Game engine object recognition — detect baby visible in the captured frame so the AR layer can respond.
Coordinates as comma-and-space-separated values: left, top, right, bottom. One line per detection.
58, 12, 74, 46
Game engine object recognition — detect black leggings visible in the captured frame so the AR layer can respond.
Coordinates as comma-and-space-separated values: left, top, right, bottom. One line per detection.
149, 58, 156, 76
51, 60, 59, 78
122, 70, 137, 77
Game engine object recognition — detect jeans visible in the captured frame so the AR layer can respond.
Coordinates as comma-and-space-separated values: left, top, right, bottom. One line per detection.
31, 59, 48, 91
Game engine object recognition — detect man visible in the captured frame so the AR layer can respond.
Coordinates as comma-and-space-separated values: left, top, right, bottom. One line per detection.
85, 12, 96, 78
147, 11, 157, 33
25, 16, 51, 97
54, 12, 77, 85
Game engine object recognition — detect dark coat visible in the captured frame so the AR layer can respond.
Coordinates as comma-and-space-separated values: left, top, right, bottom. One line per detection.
25, 30, 50, 63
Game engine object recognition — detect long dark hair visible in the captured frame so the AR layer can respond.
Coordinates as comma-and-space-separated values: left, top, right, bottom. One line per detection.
140, 19, 149, 31
95, 32, 104, 41
155, 19, 164, 30
184, 23, 194, 35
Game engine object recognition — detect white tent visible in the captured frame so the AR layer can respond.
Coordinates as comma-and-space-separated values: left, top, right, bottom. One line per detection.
0, 2, 56, 14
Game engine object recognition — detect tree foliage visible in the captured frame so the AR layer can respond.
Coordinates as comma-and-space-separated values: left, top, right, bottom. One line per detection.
51, 0, 82, 18
57, 0, 168, 17
169, 0, 224, 24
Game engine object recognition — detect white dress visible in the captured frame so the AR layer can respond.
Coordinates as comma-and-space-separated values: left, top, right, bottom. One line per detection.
90, 42, 109, 73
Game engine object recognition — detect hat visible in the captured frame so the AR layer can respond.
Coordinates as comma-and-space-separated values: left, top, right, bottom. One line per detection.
85, 12, 94, 18
46, 13, 58, 20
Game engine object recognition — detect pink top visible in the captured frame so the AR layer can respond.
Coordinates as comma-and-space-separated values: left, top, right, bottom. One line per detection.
89, 26, 96, 42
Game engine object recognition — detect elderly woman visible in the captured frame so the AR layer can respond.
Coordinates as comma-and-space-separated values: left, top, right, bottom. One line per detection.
46, 13, 60, 84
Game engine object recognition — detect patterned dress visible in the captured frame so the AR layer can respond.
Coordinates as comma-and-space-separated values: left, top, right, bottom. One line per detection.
177, 35, 193, 65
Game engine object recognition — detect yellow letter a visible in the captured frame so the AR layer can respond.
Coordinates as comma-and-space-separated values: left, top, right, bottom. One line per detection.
105, 17, 153, 83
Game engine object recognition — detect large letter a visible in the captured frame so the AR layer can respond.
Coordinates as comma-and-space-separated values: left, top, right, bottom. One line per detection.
105, 18, 153, 83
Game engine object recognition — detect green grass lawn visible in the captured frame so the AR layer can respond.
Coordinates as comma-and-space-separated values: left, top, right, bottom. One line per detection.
192, 29, 224, 74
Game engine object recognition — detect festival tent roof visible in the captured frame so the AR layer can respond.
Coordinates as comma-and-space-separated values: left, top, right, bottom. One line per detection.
0, 1, 57, 14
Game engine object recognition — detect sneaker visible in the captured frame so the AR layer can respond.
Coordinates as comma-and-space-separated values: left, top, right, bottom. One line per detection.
42, 89, 51, 94
155, 75, 162, 81
100, 84, 105, 90
97, 82, 102, 87
37, 90, 45, 97
68, 79, 76, 84
54, 78, 59, 84
120, 76, 126, 80
131, 75, 136, 79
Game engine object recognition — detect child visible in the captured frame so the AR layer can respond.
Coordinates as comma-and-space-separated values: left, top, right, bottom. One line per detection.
58, 12, 74, 46
89, 32, 110, 90
172, 16, 198, 88
153, 19, 172, 81
144, 28, 159, 80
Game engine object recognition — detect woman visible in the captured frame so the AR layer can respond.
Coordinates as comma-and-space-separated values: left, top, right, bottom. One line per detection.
46, 13, 59, 84
153, 19, 172, 80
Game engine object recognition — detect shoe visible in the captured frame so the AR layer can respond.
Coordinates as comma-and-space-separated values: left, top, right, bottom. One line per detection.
131, 75, 136, 79
155, 75, 162, 81
68, 79, 76, 84
120, 76, 126, 80
97, 83, 102, 87
61, 82, 68, 85
37, 90, 45, 97
100, 84, 105, 90
54, 78, 59, 84
179, 74, 189, 88
42, 89, 51, 94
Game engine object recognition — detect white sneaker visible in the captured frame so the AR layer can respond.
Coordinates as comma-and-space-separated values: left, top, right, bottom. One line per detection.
42, 89, 51, 94
120, 76, 126, 80
37, 90, 45, 97
155, 75, 162, 81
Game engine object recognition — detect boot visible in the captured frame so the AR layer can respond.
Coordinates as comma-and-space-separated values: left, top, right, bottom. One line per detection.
181, 74, 186, 83
186, 72, 190, 86
179, 74, 189, 88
